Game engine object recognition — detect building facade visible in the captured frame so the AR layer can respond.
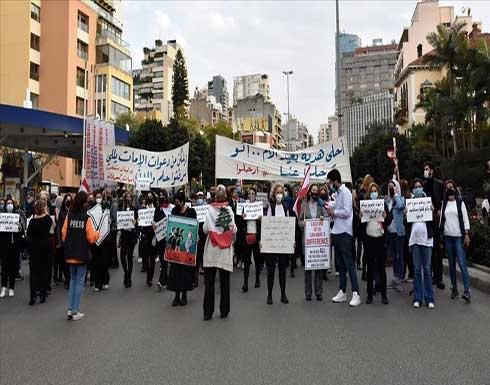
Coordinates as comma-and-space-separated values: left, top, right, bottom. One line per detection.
207, 75, 229, 116
189, 87, 226, 128
282, 118, 310, 151
233, 73, 270, 105
340, 32, 362, 54
318, 115, 339, 144
0, 0, 133, 189
133, 39, 182, 124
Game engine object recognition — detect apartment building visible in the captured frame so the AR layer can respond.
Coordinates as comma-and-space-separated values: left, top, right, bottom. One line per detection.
233, 73, 270, 106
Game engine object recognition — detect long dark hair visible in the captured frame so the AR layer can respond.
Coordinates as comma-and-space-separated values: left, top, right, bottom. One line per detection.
307, 183, 319, 200
61, 193, 72, 212
70, 191, 88, 214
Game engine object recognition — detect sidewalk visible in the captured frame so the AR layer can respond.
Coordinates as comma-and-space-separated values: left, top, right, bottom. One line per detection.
443, 260, 490, 294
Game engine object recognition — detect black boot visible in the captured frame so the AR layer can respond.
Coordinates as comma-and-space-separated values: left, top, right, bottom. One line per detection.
172, 292, 181, 307
180, 291, 187, 306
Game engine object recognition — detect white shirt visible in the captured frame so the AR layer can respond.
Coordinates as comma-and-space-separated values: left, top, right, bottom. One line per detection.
366, 220, 383, 238
267, 202, 285, 217
442, 200, 470, 237
331, 184, 353, 236
409, 222, 433, 247
246, 220, 257, 234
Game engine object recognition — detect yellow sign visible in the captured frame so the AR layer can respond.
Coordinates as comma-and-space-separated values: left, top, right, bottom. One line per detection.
237, 118, 269, 132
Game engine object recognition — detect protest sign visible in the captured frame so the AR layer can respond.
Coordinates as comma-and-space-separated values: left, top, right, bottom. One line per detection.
154, 217, 168, 242
242, 201, 263, 220
137, 208, 155, 227
193, 205, 209, 223
0, 213, 20, 233
103, 143, 188, 188
117, 210, 135, 230
304, 219, 330, 270
164, 215, 198, 266
406, 198, 433, 222
87, 204, 110, 245
360, 200, 385, 223
260, 216, 295, 254
215, 135, 352, 182
256, 192, 268, 206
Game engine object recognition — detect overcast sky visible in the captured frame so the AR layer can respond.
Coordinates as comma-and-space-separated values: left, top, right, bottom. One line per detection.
123, 1, 490, 140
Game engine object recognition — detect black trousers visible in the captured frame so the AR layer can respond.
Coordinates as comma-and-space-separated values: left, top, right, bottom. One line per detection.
156, 240, 167, 286
93, 244, 110, 289
29, 248, 50, 299
53, 246, 64, 281
266, 254, 288, 296
404, 237, 414, 279
109, 230, 119, 267
140, 241, 155, 284
432, 230, 443, 283
243, 242, 262, 286
365, 235, 387, 296
203, 267, 230, 317
1, 246, 18, 289
120, 243, 136, 283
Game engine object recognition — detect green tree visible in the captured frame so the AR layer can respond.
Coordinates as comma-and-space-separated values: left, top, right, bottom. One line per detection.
115, 111, 141, 133
172, 49, 189, 116
128, 119, 169, 151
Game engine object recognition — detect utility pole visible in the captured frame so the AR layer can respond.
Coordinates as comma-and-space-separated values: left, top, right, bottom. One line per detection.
335, 0, 343, 136
282, 70, 293, 150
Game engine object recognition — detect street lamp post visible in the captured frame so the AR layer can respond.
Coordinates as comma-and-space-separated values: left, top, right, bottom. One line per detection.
282, 70, 293, 150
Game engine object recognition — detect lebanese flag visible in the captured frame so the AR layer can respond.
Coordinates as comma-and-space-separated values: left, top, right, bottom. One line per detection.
293, 165, 311, 218
206, 202, 235, 249
79, 177, 90, 193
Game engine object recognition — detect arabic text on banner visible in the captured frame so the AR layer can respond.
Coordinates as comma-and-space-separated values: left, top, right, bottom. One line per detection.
260, 216, 295, 254
304, 219, 330, 270
215, 135, 352, 182
117, 211, 135, 230
164, 215, 198, 266
85, 117, 115, 190
360, 200, 385, 223
406, 198, 433, 223
138, 208, 155, 227
103, 143, 189, 188
0, 213, 20, 233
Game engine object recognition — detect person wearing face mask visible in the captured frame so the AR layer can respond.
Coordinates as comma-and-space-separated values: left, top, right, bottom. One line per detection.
24, 191, 35, 218
155, 189, 172, 291
139, 192, 156, 287
440, 179, 471, 303
207, 186, 216, 204
0, 198, 5, 212
167, 191, 197, 306
298, 184, 328, 301
284, 184, 300, 277
360, 183, 391, 305
408, 179, 435, 309
326, 169, 361, 307
240, 187, 263, 293
385, 177, 406, 293
55, 194, 72, 288
192, 191, 206, 287
120, 192, 138, 288
229, 187, 244, 269
422, 162, 445, 290
90, 191, 111, 292
262, 182, 295, 305
0, 199, 24, 298
108, 191, 120, 269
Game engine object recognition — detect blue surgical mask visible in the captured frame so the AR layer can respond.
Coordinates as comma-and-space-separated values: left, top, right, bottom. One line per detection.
413, 187, 424, 198
196, 198, 204, 206
370, 192, 378, 200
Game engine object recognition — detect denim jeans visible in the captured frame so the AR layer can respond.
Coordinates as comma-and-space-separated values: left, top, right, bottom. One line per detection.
333, 233, 359, 293
411, 245, 434, 304
68, 264, 87, 313
444, 236, 470, 294
387, 233, 405, 282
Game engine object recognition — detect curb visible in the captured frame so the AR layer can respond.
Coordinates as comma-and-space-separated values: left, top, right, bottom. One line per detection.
442, 259, 490, 294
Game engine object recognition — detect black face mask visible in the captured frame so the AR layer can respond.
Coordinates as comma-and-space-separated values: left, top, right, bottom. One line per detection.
311, 193, 318, 201
446, 188, 456, 197
320, 194, 328, 200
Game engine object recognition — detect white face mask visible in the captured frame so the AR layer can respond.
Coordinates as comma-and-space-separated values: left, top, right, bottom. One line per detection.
6, 204, 14, 212
276, 193, 283, 202
96, 198, 103, 204
424, 170, 430, 179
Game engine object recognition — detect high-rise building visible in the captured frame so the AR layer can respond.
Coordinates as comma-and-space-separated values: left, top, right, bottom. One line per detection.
207, 75, 229, 115
318, 115, 339, 144
339, 32, 362, 54
233, 73, 270, 105
0, 0, 133, 189
282, 118, 310, 151
133, 39, 183, 124
340, 40, 397, 153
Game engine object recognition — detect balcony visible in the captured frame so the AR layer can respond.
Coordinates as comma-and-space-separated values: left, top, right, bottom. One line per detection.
96, 30, 131, 57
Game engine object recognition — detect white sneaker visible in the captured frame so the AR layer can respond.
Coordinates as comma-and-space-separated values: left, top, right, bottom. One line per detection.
332, 290, 347, 303
413, 301, 420, 308
137, 257, 142, 264
72, 312, 85, 321
8, 289, 14, 297
93, 287, 100, 292
156, 282, 163, 292
335, 272, 339, 277
349, 292, 361, 307
67, 310, 73, 320
428, 302, 435, 309
102, 284, 109, 290
0, 287, 6, 298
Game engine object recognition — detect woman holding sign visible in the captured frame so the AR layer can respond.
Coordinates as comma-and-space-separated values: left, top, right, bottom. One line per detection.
298, 184, 328, 301
360, 183, 391, 305
120, 192, 138, 288
0, 198, 24, 298
240, 187, 263, 293
167, 191, 196, 307
440, 179, 471, 303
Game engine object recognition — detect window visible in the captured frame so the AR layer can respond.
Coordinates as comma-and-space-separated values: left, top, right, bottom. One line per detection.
30, 33, 40, 51
95, 98, 106, 119
153, 103, 161, 110
111, 76, 130, 100
76, 97, 85, 116
30, 62, 39, 81
77, 40, 88, 59
31, 3, 40, 22
30, 93, 39, 109
96, 44, 131, 73
77, 11, 89, 32
417, 43, 423, 58
76, 67, 86, 88
152, 71, 163, 78
152, 92, 163, 99
111, 100, 129, 119
96, 74, 107, 93
74, 159, 82, 175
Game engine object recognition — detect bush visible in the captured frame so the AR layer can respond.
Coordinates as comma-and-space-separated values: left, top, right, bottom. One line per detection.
468, 219, 490, 268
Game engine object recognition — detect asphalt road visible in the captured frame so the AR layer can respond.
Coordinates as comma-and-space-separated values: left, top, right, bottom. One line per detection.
1, 260, 489, 385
